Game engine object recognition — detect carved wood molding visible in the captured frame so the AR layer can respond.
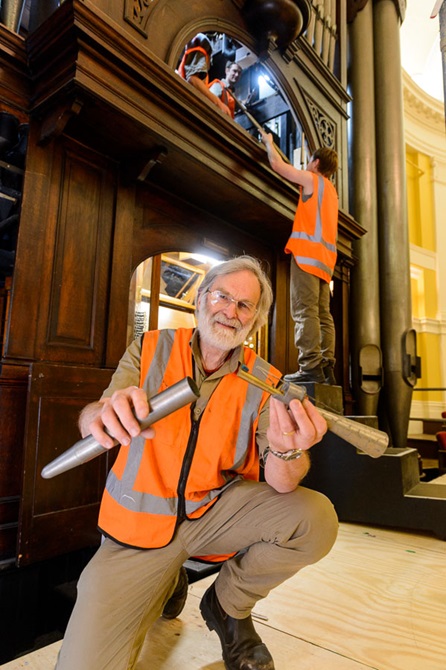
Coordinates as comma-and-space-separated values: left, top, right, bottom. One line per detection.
123, 0, 155, 38
122, 146, 168, 184
0, 24, 30, 114
38, 99, 84, 145
305, 96, 336, 149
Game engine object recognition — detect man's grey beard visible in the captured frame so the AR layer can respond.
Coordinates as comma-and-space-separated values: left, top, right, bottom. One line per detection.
197, 304, 254, 351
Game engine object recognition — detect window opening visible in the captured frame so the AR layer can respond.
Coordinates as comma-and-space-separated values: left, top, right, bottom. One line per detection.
177, 31, 308, 167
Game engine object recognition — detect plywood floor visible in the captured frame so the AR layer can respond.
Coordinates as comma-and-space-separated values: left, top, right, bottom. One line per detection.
2, 522, 445, 670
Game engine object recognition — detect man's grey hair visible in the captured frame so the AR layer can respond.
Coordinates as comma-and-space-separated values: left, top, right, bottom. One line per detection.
196, 255, 273, 335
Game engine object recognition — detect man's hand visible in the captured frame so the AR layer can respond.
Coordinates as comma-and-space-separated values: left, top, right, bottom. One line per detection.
267, 396, 327, 454
259, 129, 274, 149
264, 397, 327, 492
260, 129, 314, 192
79, 386, 155, 450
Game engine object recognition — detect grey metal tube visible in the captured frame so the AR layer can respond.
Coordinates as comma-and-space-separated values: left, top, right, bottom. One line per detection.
279, 382, 389, 458
41, 377, 200, 479
348, 0, 382, 417
374, 0, 413, 448
236, 367, 389, 458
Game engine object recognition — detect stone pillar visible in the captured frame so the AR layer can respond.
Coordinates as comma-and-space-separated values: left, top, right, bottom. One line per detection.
373, 0, 413, 447
348, 0, 382, 418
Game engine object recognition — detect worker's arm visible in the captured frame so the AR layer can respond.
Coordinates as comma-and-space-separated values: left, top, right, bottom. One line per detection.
188, 75, 232, 117
260, 130, 314, 194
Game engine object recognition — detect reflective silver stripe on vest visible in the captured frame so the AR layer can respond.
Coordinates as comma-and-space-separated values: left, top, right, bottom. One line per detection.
143, 329, 176, 398
290, 176, 337, 257
126, 329, 175, 491
106, 436, 178, 514
106, 436, 226, 515
293, 254, 333, 277
105, 330, 179, 516
232, 356, 267, 469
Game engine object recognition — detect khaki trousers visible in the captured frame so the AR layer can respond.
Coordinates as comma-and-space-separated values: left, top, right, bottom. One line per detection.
290, 260, 335, 371
56, 480, 338, 670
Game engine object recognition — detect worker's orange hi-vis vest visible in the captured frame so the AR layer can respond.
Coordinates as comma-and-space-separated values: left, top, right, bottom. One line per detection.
285, 173, 338, 283
207, 79, 236, 117
98, 328, 278, 550
178, 46, 210, 84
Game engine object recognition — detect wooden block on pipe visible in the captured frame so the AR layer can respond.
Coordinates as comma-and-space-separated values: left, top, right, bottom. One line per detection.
298, 381, 344, 414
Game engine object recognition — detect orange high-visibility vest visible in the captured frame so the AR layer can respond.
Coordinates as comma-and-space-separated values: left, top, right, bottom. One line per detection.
178, 46, 210, 84
98, 328, 278, 550
207, 79, 236, 117
285, 173, 338, 283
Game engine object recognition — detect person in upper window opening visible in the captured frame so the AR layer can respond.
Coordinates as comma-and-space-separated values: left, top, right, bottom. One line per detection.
54, 255, 338, 670
177, 33, 232, 117
208, 60, 243, 119
261, 130, 339, 386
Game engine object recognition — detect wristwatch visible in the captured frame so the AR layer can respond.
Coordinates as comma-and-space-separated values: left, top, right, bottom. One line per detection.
267, 447, 304, 461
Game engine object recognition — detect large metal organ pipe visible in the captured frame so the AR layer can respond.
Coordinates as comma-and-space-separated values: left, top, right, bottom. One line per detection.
348, 0, 383, 419
373, 0, 414, 447
305, 0, 338, 71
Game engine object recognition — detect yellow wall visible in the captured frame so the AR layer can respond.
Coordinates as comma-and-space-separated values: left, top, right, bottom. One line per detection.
407, 147, 421, 247
407, 144, 442, 406
415, 332, 442, 403
411, 266, 438, 320
406, 148, 435, 251
404, 72, 446, 419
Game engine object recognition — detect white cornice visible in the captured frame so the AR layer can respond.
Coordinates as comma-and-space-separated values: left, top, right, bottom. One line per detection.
413, 316, 446, 335
402, 70, 445, 132
410, 244, 436, 271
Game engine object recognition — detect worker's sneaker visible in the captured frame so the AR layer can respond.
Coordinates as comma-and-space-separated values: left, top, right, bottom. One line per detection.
283, 365, 325, 384
200, 582, 274, 670
162, 567, 188, 619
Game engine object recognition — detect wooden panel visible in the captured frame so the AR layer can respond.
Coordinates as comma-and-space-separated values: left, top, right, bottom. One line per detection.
0, 376, 27, 561
47, 147, 109, 346
18, 362, 113, 566
104, 179, 135, 367
0, 377, 26, 497
37, 139, 117, 362
5, 133, 117, 365
0, 277, 12, 356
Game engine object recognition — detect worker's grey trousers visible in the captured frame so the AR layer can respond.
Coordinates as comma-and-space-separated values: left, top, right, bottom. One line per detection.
55, 480, 338, 670
290, 260, 335, 371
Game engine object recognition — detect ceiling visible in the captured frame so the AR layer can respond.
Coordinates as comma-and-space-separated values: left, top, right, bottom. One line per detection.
400, 0, 443, 101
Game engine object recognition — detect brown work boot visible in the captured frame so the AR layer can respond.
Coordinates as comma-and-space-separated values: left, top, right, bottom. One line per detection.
162, 566, 188, 619
200, 582, 274, 670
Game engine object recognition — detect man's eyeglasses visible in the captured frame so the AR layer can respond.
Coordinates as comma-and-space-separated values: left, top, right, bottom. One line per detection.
206, 290, 258, 316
